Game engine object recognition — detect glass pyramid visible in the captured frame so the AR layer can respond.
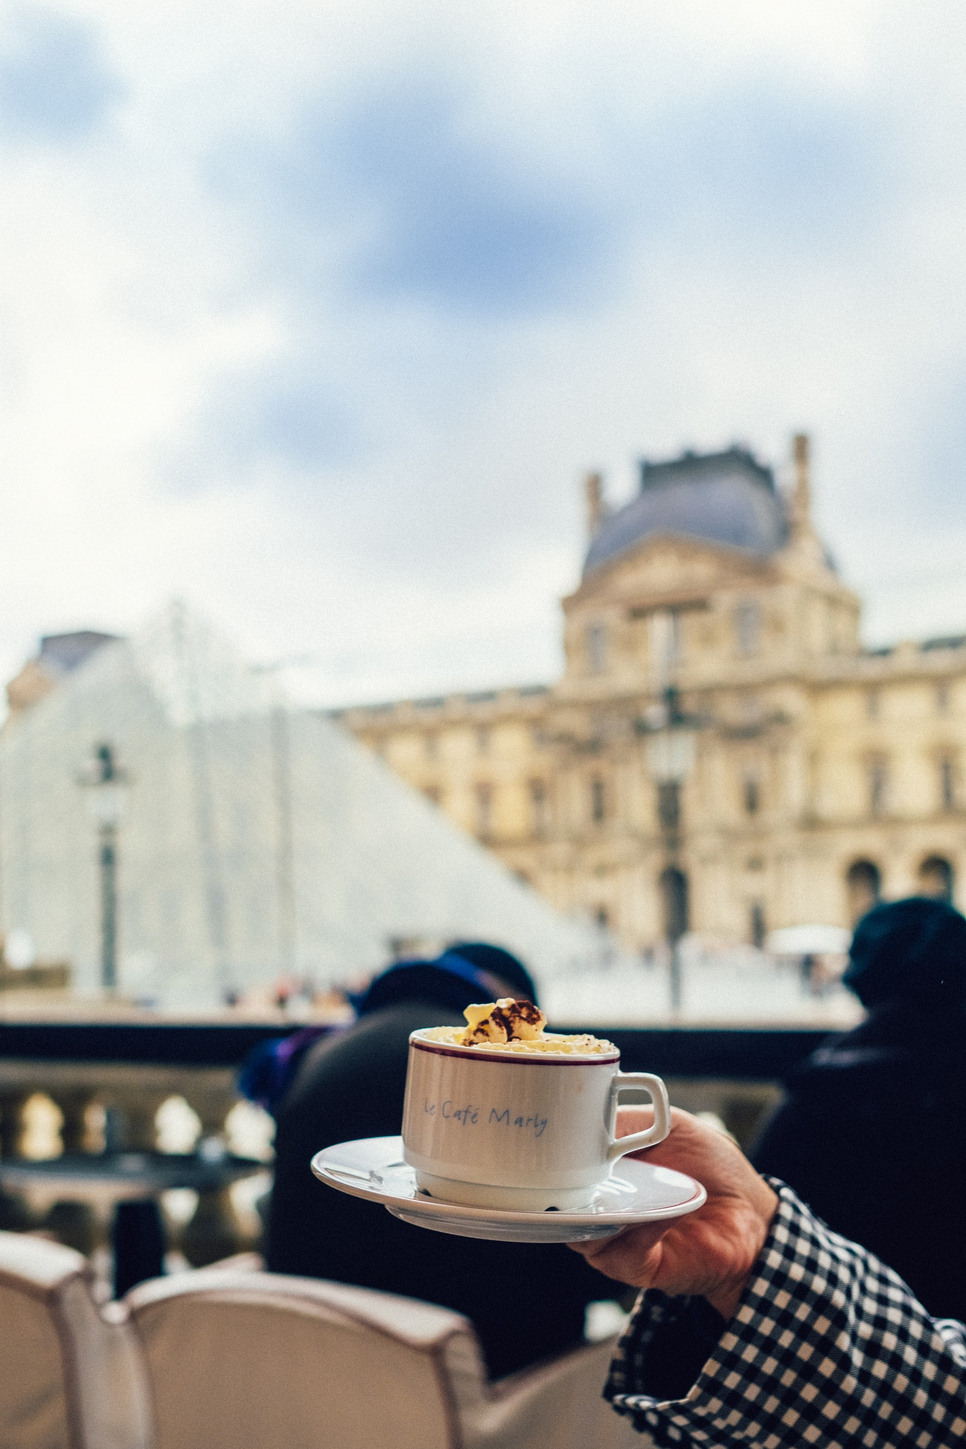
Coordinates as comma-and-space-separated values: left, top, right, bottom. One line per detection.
0, 602, 608, 1007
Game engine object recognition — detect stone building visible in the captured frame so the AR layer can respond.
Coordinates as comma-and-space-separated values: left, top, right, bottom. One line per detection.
337, 436, 966, 951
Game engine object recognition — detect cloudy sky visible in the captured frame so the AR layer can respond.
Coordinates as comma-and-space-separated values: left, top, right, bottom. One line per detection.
2, 0, 966, 706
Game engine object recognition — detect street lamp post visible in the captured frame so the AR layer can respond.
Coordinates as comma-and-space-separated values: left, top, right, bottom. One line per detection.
81, 744, 128, 995
644, 687, 696, 1014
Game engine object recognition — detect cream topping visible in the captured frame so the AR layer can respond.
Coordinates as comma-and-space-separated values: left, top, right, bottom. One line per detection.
461, 997, 547, 1045
417, 1002, 616, 1056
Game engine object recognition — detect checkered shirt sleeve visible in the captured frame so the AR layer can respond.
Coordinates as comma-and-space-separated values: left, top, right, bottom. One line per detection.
605, 1180, 966, 1448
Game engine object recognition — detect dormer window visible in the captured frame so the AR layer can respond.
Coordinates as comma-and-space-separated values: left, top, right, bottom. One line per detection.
586, 623, 608, 674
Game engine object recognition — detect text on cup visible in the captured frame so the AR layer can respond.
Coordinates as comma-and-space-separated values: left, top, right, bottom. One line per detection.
424, 1098, 548, 1138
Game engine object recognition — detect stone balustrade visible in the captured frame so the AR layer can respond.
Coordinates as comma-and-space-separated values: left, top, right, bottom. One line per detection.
0, 1056, 271, 1263
0, 1018, 831, 1269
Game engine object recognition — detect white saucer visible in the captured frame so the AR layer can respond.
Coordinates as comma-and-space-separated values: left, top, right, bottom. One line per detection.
311, 1136, 706, 1243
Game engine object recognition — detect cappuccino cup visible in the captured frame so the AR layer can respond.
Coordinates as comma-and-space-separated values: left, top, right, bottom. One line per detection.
401, 1028, 671, 1211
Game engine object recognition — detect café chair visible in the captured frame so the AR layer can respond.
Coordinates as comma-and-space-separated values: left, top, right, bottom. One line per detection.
125, 1266, 643, 1448
0, 1229, 153, 1449
193, 1249, 265, 1274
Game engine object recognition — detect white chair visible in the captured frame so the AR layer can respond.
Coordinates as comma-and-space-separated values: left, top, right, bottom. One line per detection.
126, 1267, 643, 1449
0, 1230, 153, 1449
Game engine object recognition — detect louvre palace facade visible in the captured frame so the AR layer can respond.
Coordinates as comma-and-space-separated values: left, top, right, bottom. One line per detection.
337, 437, 966, 952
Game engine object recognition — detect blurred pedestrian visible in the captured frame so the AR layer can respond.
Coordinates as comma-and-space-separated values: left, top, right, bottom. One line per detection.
752, 896, 966, 1319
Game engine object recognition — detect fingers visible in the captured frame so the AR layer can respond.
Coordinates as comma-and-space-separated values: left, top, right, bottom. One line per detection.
614, 1105, 655, 1136
568, 1222, 668, 1288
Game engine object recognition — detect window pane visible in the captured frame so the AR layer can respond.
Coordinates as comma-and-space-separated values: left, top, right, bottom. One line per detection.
586, 624, 607, 673
735, 601, 761, 657
649, 611, 681, 678
475, 784, 492, 834
529, 779, 548, 834
941, 756, 956, 811
657, 781, 680, 831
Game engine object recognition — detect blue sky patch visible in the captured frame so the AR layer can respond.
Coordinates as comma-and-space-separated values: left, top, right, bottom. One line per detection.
215, 74, 613, 318
0, 4, 123, 144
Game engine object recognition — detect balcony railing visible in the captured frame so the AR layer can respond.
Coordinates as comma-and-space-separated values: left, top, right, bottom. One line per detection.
0, 1019, 839, 1262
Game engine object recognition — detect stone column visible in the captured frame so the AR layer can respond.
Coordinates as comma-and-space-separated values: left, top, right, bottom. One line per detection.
43, 1089, 103, 1254
0, 1092, 34, 1230
179, 1083, 251, 1267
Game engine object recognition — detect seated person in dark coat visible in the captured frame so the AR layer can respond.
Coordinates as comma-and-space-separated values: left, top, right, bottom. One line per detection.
752, 896, 966, 1320
264, 943, 613, 1380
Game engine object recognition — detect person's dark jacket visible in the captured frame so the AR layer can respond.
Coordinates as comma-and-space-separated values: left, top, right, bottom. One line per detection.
265, 998, 613, 1379
752, 898, 966, 1319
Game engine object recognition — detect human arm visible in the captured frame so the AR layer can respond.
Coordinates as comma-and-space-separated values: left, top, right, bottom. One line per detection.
570, 1109, 966, 1447
572, 1107, 778, 1322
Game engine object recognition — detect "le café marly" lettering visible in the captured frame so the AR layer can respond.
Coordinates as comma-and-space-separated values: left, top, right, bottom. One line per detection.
424, 1097, 548, 1138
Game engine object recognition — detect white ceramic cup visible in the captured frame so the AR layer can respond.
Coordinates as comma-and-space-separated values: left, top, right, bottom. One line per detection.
401, 1029, 671, 1210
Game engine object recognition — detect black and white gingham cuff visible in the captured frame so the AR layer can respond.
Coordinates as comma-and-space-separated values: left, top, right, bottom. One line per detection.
605, 1180, 966, 1448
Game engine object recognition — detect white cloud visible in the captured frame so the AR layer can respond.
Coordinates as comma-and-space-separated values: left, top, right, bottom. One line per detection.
1, 0, 966, 704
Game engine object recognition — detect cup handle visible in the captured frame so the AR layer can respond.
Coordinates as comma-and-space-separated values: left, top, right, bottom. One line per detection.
605, 1072, 671, 1161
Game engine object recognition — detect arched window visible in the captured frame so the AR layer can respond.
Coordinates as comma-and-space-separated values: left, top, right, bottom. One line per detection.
749, 901, 766, 950
591, 778, 606, 823
919, 856, 954, 903
846, 859, 881, 922
660, 866, 689, 943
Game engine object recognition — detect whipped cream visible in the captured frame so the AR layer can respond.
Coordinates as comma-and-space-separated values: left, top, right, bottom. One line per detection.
419, 1000, 616, 1056
462, 997, 546, 1045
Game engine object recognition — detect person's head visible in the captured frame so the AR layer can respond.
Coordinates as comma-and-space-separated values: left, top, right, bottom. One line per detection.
353, 941, 538, 1019
842, 896, 966, 1012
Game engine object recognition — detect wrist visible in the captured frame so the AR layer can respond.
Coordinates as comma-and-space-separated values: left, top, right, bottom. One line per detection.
705, 1179, 779, 1322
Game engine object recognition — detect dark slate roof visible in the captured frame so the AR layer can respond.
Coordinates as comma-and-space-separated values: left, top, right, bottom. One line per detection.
39, 631, 120, 674
583, 447, 788, 577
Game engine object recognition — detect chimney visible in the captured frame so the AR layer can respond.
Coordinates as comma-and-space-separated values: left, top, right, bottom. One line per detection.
585, 472, 607, 538
790, 432, 811, 537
